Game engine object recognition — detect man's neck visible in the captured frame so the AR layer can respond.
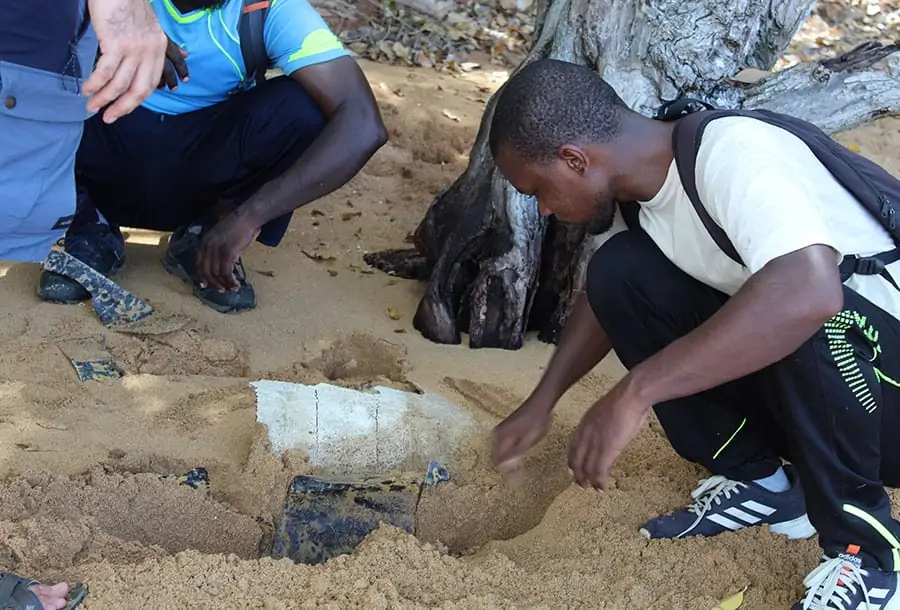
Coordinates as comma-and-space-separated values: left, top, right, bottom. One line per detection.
172, 0, 222, 12
614, 118, 676, 203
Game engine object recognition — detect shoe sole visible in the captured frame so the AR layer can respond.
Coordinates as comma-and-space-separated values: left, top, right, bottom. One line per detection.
38, 290, 90, 305
639, 513, 817, 541
161, 252, 257, 314
769, 514, 817, 540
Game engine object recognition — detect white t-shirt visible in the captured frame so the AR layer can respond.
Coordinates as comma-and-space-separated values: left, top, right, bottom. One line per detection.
606, 116, 900, 322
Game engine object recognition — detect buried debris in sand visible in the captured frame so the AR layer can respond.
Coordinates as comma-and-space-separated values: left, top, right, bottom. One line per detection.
251, 380, 472, 564
250, 379, 480, 475
272, 461, 450, 565
57, 335, 124, 382
42, 250, 153, 325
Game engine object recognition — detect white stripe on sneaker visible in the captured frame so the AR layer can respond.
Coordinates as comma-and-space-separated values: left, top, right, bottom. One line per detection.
724, 507, 762, 525
741, 500, 776, 516
856, 604, 881, 610
869, 588, 890, 599
706, 513, 744, 531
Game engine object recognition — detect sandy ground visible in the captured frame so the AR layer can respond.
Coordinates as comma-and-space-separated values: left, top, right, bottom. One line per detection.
2, 60, 900, 609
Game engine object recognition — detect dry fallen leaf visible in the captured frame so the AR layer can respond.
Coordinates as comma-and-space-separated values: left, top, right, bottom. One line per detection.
387, 308, 401, 320
378, 40, 396, 62
392, 41, 411, 61
36, 422, 68, 431
348, 42, 368, 56
847, 144, 862, 153
301, 249, 337, 263
712, 587, 746, 610
256, 270, 275, 278
416, 51, 434, 69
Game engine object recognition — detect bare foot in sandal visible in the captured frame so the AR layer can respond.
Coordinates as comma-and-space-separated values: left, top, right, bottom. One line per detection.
1, 572, 86, 610
28, 582, 71, 609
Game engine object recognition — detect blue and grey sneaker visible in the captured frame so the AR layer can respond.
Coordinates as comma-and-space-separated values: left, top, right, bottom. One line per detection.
162, 222, 257, 314
37, 221, 125, 304
794, 545, 900, 609
640, 465, 816, 540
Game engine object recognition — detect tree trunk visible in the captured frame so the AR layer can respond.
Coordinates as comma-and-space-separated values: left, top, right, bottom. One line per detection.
364, 0, 900, 350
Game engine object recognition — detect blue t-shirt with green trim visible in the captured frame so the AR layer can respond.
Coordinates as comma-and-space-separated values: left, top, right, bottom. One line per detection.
143, 0, 348, 115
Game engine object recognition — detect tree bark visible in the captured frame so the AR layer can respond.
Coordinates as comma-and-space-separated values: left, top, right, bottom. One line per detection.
364, 0, 900, 349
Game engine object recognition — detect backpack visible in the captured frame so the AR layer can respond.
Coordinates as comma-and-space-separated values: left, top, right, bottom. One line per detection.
231, 0, 271, 93
651, 98, 900, 290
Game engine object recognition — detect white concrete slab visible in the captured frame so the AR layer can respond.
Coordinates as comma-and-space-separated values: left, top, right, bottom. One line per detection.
250, 380, 478, 476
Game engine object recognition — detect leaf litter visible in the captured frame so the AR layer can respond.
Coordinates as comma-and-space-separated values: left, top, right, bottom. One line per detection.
312, 0, 536, 71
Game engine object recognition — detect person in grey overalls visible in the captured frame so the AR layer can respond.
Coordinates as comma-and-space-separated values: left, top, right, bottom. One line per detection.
0, 1, 166, 607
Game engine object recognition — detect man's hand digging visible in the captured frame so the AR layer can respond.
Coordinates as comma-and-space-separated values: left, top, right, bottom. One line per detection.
491, 395, 553, 472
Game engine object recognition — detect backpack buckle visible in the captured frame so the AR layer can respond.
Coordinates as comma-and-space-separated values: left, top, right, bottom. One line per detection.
852, 255, 886, 276
227, 77, 256, 97
655, 98, 715, 121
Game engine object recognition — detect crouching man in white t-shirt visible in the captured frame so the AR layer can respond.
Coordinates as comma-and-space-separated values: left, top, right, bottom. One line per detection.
488, 58, 900, 610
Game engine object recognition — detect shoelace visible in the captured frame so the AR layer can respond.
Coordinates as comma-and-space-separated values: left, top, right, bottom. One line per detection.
186, 223, 248, 285
233, 257, 248, 283
675, 476, 747, 537
687, 475, 746, 515
800, 555, 871, 610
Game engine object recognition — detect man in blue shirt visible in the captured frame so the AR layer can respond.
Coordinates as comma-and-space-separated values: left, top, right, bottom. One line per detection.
39, 0, 389, 313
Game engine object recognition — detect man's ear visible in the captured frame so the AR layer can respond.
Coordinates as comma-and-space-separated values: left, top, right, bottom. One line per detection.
558, 145, 589, 175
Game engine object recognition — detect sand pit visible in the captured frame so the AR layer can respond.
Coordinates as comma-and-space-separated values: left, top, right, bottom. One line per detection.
2, 59, 900, 609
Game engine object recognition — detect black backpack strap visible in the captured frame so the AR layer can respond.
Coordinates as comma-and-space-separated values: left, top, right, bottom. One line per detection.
618, 201, 641, 231
671, 111, 745, 266
671, 107, 900, 291
239, 0, 270, 85
839, 249, 900, 291
656, 97, 716, 122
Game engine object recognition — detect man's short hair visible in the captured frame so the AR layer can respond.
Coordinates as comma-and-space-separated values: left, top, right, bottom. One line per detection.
489, 59, 629, 164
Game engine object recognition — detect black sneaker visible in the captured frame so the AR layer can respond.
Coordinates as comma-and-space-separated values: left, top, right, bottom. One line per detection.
794, 545, 900, 609
640, 465, 816, 540
37, 223, 125, 304
162, 223, 257, 313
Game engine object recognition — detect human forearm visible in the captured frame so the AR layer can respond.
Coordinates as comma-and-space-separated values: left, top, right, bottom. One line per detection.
239, 105, 387, 227
492, 294, 612, 469
530, 293, 613, 409
626, 245, 843, 408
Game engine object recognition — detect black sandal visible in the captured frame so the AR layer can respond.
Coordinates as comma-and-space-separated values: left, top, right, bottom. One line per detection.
0, 572, 87, 610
